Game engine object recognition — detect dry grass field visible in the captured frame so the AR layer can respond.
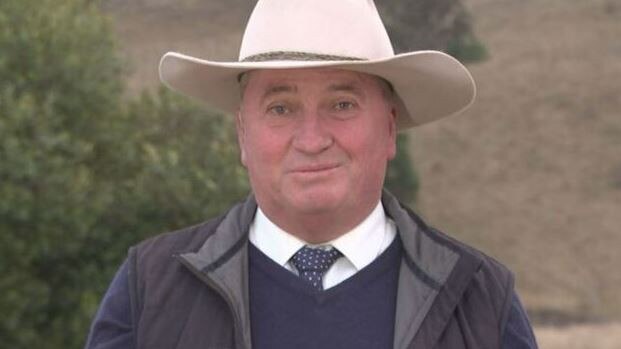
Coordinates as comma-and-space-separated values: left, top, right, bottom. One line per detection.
105, 0, 621, 346
536, 322, 621, 349
411, 0, 621, 317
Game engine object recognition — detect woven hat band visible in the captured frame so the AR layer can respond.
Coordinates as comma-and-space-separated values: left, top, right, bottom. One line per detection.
241, 51, 366, 63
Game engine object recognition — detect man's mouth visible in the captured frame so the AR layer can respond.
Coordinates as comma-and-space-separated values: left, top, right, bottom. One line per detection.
289, 163, 341, 174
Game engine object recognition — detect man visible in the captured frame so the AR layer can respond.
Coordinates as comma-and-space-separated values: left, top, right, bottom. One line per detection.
86, 0, 538, 348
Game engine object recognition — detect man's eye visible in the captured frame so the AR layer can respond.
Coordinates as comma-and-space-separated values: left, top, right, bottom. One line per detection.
268, 105, 289, 115
334, 101, 355, 111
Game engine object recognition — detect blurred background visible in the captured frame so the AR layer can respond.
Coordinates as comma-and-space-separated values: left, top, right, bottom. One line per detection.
1, 0, 619, 348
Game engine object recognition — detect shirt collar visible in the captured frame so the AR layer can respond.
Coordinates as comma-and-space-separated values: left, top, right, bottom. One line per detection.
249, 201, 390, 271
249, 208, 306, 266
329, 201, 388, 270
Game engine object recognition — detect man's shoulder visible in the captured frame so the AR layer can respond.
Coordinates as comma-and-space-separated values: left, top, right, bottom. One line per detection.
401, 205, 518, 337
429, 225, 524, 344
399, 203, 514, 294
430, 223, 512, 280
405, 203, 512, 275
131, 210, 228, 262
128, 195, 257, 277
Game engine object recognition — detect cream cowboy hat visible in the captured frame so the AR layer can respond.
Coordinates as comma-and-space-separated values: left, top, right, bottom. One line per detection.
159, 0, 476, 129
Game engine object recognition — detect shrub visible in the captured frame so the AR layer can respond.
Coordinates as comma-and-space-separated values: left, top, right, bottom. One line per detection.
0, 1, 247, 347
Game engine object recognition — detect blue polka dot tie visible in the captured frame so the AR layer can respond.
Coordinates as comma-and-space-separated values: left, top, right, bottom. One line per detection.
290, 246, 343, 290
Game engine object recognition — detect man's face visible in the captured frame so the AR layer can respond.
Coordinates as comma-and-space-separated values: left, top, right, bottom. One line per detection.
237, 68, 397, 232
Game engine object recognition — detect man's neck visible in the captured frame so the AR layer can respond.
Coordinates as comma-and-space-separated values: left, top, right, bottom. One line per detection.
258, 200, 380, 244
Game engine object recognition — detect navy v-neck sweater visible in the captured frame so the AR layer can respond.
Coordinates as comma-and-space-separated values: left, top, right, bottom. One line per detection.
248, 236, 402, 349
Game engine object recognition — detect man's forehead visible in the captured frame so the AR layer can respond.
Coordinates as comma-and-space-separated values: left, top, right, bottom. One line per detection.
243, 68, 374, 88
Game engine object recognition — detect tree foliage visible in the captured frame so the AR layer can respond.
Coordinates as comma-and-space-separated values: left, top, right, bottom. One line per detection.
385, 134, 419, 205
0, 0, 247, 347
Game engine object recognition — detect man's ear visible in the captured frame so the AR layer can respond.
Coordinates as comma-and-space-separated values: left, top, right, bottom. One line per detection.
235, 110, 248, 167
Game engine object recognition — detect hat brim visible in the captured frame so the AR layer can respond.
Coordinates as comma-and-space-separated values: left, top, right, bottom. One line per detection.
159, 50, 475, 129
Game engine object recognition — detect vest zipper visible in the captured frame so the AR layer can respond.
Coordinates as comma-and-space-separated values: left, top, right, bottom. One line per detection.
174, 254, 248, 349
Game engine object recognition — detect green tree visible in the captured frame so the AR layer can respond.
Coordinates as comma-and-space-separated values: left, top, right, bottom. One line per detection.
0, 0, 123, 346
0, 0, 247, 347
385, 134, 419, 204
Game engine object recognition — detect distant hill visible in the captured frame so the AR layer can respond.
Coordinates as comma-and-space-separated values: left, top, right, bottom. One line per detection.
411, 0, 621, 323
103, 0, 253, 93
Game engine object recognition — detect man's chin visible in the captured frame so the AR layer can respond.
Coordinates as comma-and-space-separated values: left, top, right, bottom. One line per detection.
286, 191, 347, 215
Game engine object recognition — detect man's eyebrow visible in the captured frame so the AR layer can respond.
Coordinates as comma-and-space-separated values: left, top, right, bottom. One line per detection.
326, 82, 366, 97
261, 84, 297, 101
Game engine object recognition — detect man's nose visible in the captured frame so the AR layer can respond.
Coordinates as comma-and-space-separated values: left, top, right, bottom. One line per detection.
291, 111, 333, 154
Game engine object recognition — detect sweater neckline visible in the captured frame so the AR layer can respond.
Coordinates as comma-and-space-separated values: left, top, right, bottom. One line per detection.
248, 234, 402, 302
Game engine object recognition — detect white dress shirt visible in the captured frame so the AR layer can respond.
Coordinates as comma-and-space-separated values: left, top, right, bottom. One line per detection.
249, 201, 397, 289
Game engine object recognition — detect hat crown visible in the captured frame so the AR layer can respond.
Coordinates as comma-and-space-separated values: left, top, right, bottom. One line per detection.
239, 0, 395, 61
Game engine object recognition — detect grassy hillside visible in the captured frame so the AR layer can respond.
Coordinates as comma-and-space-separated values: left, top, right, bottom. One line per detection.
409, 0, 621, 323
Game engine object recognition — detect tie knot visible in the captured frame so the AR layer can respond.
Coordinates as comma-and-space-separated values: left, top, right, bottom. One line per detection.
290, 246, 342, 290
291, 246, 342, 273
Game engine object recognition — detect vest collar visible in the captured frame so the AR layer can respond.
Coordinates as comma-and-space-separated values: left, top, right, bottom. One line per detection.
382, 191, 484, 348
178, 194, 256, 349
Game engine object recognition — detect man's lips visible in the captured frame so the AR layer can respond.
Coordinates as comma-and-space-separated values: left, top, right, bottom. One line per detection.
288, 163, 341, 173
